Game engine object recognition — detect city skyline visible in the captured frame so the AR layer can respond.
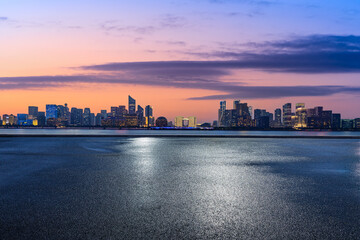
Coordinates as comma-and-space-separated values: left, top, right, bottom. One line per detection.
1, 95, 359, 129
1, 1, 360, 120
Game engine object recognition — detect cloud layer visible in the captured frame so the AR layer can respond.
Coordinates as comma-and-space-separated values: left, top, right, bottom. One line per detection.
1, 35, 360, 100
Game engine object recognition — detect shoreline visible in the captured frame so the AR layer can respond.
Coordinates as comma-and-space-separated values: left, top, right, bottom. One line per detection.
0, 134, 359, 139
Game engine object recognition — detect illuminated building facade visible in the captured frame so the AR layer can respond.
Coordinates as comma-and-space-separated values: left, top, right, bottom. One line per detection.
46, 104, 58, 120
282, 103, 292, 128
128, 96, 136, 115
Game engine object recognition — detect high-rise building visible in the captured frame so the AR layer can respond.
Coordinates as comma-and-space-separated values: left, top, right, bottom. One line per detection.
46, 104, 58, 120
28, 106, 38, 119
70, 108, 83, 126
321, 110, 332, 128
57, 103, 70, 126
37, 112, 46, 126
175, 116, 184, 127
274, 108, 282, 127
101, 110, 107, 119
218, 101, 226, 127
90, 113, 96, 126
295, 103, 307, 128
128, 96, 136, 115
188, 117, 197, 128
248, 106, 253, 119
233, 100, 240, 109
118, 106, 127, 116
137, 105, 144, 127
95, 113, 102, 126
145, 105, 154, 127
331, 113, 341, 129
17, 114, 28, 125
283, 103, 292, 128
83, 108, 91, 126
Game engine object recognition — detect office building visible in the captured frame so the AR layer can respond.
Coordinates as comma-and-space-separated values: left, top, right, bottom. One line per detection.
218, 101, 226, 127
17, 114, 28, 125
283, 103, 292, 128
70, 108, 83, 126
83, 108, 91, 126
128, 96, 136, 115
46, 104, 58, 120
175, 116, 184, 127
145, 105, 154, 127
274, 108, 282, 127
28, 106, 38, 119
295, 103, 307, 128
331, 114, 341, 129
37, 112, 46, 126
137, 105, 144, 127
188, 117, 197, 128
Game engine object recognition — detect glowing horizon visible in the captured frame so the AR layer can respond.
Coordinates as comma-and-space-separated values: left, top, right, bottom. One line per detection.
1, 0, 360, 122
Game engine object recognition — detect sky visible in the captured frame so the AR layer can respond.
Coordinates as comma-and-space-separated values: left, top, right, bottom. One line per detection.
1, 0, 360, 122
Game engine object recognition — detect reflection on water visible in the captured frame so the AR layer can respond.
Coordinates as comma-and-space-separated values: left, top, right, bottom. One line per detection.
0, 137, 359, 239
1, 128, 360, 137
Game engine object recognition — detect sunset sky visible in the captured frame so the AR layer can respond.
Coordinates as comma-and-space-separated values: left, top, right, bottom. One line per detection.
1, 0, 360, 122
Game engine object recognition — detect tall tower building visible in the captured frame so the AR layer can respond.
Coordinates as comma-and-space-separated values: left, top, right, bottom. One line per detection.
46, 104, 58, 120
83, 108, 91, 126
28, 106, 38, 119
188, 117, 197, 128
145, 105, 154, 127
248, 106, 253, 119
274, 108, 282, 126
295, 103, 307, 128
282, 103, 292, 128
218, 101, 226, 127
233, 100, 240, 109
137, 105, 144, 127
175, 116, 184, 127
128, 96, 136, 115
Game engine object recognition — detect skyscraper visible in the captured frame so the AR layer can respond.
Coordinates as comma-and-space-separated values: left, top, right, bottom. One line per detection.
46, 104, 57, 120
295, 103, 307, 128
331, 113, 341, 129
83, 108, 91, 126
71, 108, 83, 126
137, 105, 144, 127
145, 105, 154, 127
175, 116, 184, 127
188, 117, 197, 128
128, 96, 136, 115
233, 100, 240, 109
28, 106, 38, 119
248, 106, 253, 119
283, 103, 292, 128
218, 101, 226, 127
57, 103, 70, 126
274, 108, 282, 127
37, 112, 46, 126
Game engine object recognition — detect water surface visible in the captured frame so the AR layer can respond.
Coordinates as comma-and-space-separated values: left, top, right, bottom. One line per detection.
0, 137, 359, 239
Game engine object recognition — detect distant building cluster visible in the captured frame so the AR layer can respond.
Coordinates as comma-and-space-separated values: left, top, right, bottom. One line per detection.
1, 96, 156, 128
0, 96, 198, 129
1, 97, 359, 130
217, 100, 360, 129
